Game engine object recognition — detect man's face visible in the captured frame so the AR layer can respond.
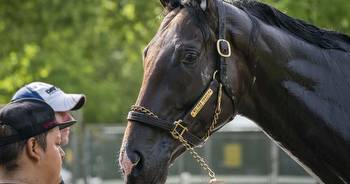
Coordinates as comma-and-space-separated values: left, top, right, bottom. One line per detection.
55, 112, 75, 145
40, 127, 64, 184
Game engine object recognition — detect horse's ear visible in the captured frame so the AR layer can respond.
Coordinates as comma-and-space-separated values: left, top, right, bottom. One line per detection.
199, 0, 207, 11
160, 0, 181, 10
204, 0, 217, 12
196, 0, 216, 13
201, 0, 219, 29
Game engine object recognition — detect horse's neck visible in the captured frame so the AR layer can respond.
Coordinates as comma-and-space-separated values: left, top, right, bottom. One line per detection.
225, 3, 350, 182
224, 2, 350, 135
248, 19, 350, 133
246, 32, 350, 183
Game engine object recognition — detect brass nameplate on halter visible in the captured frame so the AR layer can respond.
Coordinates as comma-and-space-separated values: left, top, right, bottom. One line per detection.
190, 89, 213, 118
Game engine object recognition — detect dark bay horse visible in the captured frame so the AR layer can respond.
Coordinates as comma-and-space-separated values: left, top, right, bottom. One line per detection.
119, 0, 350, 183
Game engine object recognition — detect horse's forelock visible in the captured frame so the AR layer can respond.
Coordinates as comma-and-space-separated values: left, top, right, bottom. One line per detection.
161, 0, 214, 13
160, 0, 181, 11
158, 0, 217, 48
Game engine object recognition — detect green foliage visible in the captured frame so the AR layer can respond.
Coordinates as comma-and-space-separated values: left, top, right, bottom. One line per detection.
262, 0, 350, 34
0, 0, 162, 123
0, 0, 349, 123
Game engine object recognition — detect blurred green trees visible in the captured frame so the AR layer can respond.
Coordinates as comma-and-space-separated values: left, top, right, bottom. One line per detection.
263, 0, 350, 34
0, 0, 349, 123
0, 0, 162, 123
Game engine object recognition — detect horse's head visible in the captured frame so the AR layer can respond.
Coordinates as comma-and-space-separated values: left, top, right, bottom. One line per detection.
119, 0, 247, 183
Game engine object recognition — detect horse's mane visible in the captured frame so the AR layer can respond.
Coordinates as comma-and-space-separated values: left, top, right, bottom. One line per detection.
231, 0, 350, 52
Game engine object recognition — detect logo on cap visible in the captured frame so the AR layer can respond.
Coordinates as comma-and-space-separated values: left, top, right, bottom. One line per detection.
45, 86, 57, 95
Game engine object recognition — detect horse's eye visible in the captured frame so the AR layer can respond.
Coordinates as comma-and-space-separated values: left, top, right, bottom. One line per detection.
182, 53, 199, 64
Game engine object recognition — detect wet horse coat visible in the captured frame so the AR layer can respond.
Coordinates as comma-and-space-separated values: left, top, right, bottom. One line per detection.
119, 0, 350, 183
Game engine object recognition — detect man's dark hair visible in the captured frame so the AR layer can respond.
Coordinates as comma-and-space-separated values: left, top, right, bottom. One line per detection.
0, 124, 48, 172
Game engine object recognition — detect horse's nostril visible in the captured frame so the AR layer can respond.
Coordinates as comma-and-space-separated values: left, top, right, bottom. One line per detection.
121, 150, 143, 176
130, 151, 143, 176
128, 151, 141, 165
133, 155, 141, 166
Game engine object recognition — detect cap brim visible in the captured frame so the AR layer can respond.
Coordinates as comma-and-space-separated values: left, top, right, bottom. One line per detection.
57, 120, 76, 130
70, 95, 86, 110
49, 94, 86, 112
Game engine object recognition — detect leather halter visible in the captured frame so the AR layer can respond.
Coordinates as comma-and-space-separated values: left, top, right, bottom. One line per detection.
127, 0, 232, 147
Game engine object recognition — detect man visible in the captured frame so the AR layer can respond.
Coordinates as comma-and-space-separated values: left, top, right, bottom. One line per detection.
11, 82, 86, 145
0, 99, 75, 184
11, 82, 86, 184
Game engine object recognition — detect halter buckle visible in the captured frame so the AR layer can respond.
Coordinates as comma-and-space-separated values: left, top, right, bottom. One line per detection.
216, 39, 231, 57
171, 120, 188, 139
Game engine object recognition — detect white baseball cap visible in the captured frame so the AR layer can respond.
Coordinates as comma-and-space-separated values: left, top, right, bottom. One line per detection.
11, 82, 86, 112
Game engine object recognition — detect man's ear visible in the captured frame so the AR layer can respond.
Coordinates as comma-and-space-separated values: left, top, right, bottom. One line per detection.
25, 137, 41, 162
160, 0, 181, 10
